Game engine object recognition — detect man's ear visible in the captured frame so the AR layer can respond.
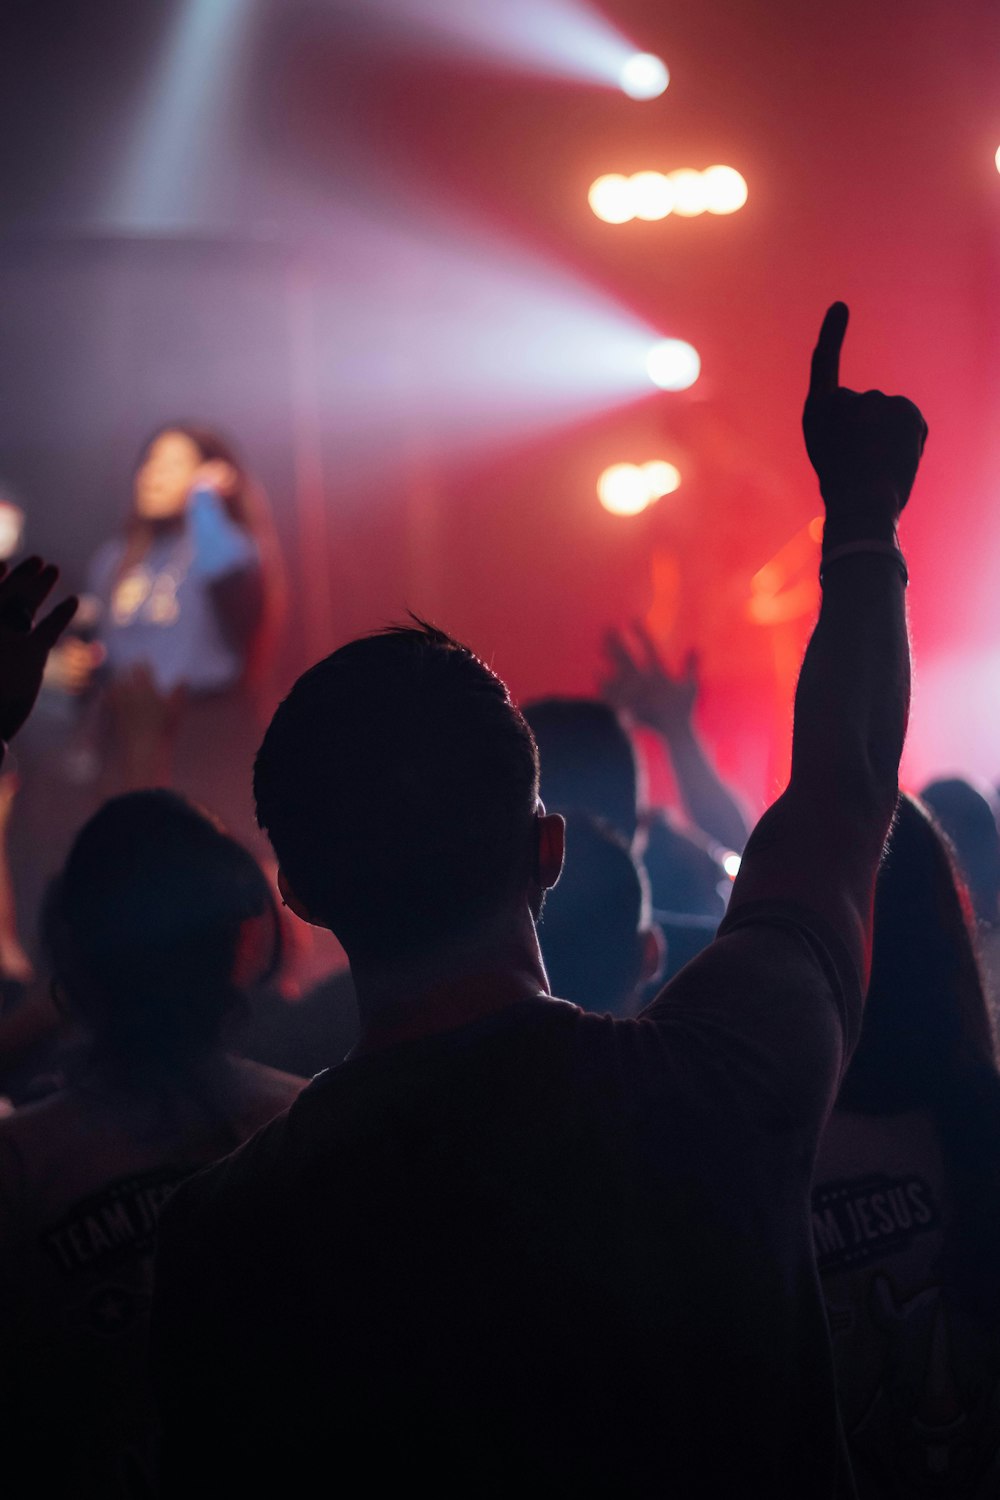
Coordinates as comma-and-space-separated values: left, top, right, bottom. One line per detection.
536, 811, 565, 891
277, 867, 319, 927
639, 922, 666, 990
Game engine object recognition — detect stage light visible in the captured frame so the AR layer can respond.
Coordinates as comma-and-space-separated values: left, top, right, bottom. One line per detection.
109, 0, 246, 226
300, 214, 670, 481
589, 173, 635, 223
646, 339, 701, 391
667, 169, 708, 217
630, 171, 673, 221
722, 852, 742, 879
641, 460, 681, 497
702, 165, 748, 215
597, 459, 680, 514
996, 145, 1000, 174
362, 0, 665, 92
598, 463, 652, 515
619, 52, 669, 100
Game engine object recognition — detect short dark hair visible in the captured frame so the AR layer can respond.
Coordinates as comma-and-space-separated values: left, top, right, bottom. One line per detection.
920, 777, 1000, 926
45, 791, 279, 1072
522, 698, 639, 845
254, 622, 540, 962
840, 793, 997, 1113
839, 794, 1000, 1324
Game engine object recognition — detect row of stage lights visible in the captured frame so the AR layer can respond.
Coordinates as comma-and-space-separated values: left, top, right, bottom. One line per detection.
603, 75, 999, 518
589, 165, 748, 223
599, 54, 731, 512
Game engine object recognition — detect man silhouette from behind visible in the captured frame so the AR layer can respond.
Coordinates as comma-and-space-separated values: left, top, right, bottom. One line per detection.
152, 305, 926, 1497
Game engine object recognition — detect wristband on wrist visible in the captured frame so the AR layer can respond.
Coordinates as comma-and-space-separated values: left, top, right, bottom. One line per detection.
819, 539, 908, 587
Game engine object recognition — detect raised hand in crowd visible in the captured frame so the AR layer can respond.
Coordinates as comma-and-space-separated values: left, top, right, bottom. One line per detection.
0, 556, 77, 753
602, 623, 698, 736
730, 301, 927, 982
602, 621, 750, 853
803, 299, 927, 542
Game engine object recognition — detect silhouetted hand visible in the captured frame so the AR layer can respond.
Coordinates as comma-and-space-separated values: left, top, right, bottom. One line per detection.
602, 622, 698, 738
0, 557, 78, 743
803, 302, 927, 522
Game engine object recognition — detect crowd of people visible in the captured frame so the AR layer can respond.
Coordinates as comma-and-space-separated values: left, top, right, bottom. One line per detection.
0, 303, 998, 1497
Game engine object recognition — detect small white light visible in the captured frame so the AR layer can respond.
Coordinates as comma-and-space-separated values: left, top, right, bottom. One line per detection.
641, 460, 681, 497
702, 164, 748, 214
588, 173, 635, 223
646, 339, 701, 391
597, 463, 651, 516
722, 852, 742, 879
995, 144, 1000, 175
666, 168, 708, 217
629, 171, 674, 221
619, 53, 669, 101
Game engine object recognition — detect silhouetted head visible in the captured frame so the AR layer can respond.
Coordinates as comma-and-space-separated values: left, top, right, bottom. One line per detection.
920, 777, 1000, 927
540, 814, 662, 1016
44, 791, 280, 1076
522, 697, 639, 847
254, 622, 563, 965
839, 793, 997, 1114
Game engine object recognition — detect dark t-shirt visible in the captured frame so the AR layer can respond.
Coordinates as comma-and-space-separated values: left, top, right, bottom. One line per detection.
153, 902, 860, 1497
0, 1060, 303, 1498
813, 1110, 1000, 1497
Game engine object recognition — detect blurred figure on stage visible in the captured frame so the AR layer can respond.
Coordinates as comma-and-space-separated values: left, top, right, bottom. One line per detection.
82, 424, 283, 834
8, 427, 284, 965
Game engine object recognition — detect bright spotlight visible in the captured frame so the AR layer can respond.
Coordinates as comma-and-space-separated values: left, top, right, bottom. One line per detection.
630, 171, 673, 221
995, 144, 1000, 174
646, 339, 701, 391
619, 52, 669, 100
667, 169, 708, 217
722, 851, 742, 879
598, 463, 652, 515
641, 459, 681, 497
589, 173, 635, 223
702, 165, 748, 215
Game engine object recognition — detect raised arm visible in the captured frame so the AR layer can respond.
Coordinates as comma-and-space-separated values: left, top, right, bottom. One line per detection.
188, 483, 264, 655
726, 303, 926, 983
602, 627, 751, 852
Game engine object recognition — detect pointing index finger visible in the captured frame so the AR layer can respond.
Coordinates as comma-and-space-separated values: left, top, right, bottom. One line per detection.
808, 301, 849, 399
